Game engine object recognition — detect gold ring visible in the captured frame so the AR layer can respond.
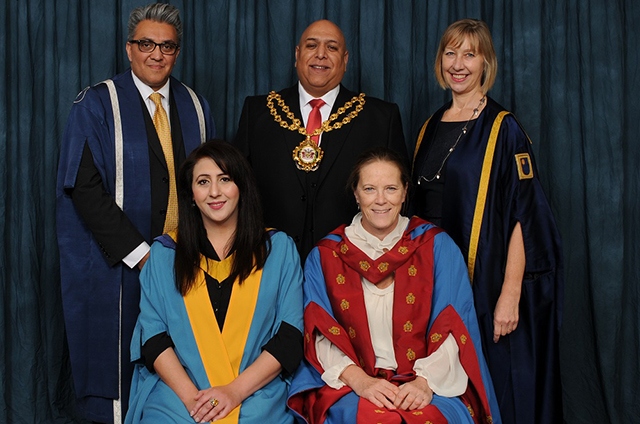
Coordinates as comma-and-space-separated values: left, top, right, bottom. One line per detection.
209, 398, 219, 408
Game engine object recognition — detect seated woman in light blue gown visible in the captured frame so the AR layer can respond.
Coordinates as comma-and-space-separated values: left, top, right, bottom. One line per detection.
126, 140, 304, 424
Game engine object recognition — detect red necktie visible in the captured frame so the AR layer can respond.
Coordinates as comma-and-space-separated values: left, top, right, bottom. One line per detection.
306, 98, 326, 144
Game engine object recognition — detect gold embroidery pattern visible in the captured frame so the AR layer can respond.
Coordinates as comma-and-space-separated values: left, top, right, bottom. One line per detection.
460, 334, 468, 344
398, 246, 408, 254
348, 327, 357, 339
332, 251, 338, 258
467, 405, 475, 417
430, 333, 443, 343
374, 410, 385, 414
406, 348, 416, 361
328, 326, 341, 336
340, 299, 350, 311
305, 332, 310, 343
486, 416, 493, 423
378, 262, 389, 272
406, 293, 416, 304
360, 261, 371, 271
340, 244, 349, 254
358, 356, 366, 367
408, 265, 417, 276
336, 274, 345, 285
412, 411, 423, 416
403, 321, 413, 332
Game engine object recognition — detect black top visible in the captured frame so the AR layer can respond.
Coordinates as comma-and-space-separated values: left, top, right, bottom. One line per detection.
141, 237, 303, 376
416, 119, 476, 226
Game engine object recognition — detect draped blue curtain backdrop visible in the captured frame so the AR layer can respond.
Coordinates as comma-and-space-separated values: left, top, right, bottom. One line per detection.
1, 1, 637, 422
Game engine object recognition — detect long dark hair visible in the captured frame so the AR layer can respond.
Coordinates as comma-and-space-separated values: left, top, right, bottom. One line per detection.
174, 140, 269, 295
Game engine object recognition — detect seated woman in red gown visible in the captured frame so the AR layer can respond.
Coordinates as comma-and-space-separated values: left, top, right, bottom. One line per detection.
288, 147, 500, 424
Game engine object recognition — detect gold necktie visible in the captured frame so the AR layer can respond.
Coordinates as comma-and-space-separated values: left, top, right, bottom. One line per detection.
150, 92, 178, 233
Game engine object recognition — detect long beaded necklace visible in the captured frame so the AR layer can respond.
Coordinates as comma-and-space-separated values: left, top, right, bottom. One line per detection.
418, 96, 486, 184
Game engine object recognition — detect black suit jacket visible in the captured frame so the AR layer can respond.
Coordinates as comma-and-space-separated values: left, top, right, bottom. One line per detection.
71, 92, 186, 266
235, 84, 407, 261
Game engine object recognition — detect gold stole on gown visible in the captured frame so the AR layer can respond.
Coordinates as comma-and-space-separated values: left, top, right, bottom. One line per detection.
183, 254, 262, 423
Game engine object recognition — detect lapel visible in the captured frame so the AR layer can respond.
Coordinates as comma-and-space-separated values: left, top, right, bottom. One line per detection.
117, 70, 184, 174
168, 88, 186, 166
276, 86, 308, 189
316, 85, 358, 184
278, 85, 306, 151
139, 94, 168, 172
113, 70, 165, 172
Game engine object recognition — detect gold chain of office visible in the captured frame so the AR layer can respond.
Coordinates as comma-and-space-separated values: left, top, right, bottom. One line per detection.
266, 91, 366, 138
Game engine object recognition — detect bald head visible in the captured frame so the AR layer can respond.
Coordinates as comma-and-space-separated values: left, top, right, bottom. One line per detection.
297, 20, 346, 49
295, 20, 349, 98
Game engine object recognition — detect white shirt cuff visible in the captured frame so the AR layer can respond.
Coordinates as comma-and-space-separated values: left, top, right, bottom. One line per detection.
122, 242, 150, 269
321, 356, 356, 389
414, 334, 468, 397
315, 333, 356, 389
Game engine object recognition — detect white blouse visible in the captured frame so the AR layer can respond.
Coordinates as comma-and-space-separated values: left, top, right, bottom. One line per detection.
315, 214, 468, 397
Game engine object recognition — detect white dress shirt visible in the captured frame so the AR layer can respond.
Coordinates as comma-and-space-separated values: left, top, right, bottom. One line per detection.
298, 82, 340, 147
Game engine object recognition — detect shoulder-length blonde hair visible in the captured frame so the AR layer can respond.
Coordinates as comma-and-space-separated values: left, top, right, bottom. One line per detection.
434, 19, 497, 94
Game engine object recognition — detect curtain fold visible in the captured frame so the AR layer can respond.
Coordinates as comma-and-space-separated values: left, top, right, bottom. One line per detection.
1, 1, 637, 422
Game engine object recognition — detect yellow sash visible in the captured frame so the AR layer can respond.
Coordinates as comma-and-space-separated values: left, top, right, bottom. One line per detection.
467, 111, 510, 283
183, 254, 263, 423
412, 117, 431, 174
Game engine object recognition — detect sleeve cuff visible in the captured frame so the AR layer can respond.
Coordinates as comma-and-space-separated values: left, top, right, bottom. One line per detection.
414, 333, 468, 397
122, 241, 150, 269
141, 332, 174, 372
321, 355, 355, 389
261, 321, 303, 376
314, 332, 356, 389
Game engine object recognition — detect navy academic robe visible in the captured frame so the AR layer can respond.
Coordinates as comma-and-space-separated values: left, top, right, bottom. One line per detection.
56, 69, 214, 422
412, 97, 564, 423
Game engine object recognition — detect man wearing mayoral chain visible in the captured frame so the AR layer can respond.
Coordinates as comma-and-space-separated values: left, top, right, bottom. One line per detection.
235, 20, 408, 261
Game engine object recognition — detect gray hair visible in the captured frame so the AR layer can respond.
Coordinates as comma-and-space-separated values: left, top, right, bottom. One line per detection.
128, 3, 183, 45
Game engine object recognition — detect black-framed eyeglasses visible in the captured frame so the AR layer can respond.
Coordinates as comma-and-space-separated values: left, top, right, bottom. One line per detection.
129, 39, 180, 55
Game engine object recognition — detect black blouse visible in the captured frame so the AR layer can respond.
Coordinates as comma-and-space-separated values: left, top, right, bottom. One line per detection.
416, 119, 477, 226
141, 237, 303, 376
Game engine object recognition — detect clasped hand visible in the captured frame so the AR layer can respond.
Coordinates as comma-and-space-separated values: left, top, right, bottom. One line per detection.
352, 373, 433, 411
188, 384, 241, 423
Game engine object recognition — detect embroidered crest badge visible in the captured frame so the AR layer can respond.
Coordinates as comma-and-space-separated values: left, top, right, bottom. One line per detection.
515, 153, 534, 180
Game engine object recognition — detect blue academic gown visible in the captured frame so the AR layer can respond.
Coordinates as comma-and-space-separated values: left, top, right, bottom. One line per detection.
125, 231, 303, 423
288, 220, 501, 424
56, 69, 214, 422
412, 97, 564, 423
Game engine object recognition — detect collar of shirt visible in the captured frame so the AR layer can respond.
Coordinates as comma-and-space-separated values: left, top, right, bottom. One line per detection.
298, 82, 340, 146
131, 71, 171, 123
345, 213, 410, 260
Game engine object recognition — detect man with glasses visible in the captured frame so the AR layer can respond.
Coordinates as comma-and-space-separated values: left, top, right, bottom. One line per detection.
56, 3, 214, 423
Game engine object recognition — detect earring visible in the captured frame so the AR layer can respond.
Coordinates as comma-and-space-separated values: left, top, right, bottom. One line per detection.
191, 199, 196, 207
